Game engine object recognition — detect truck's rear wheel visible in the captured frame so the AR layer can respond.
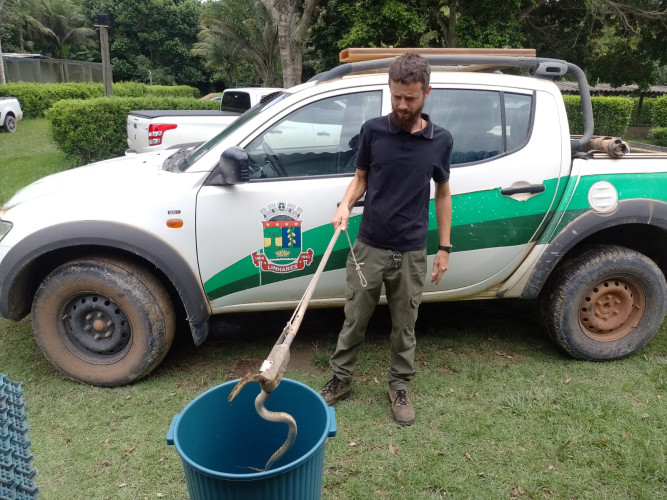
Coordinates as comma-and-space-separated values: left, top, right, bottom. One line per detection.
32, 257, 176, 386
3, 115, 17, 132
541, 245, 666, 360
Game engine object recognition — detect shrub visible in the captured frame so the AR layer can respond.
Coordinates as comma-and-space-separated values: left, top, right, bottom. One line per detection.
563, 95, 634, 137
46, 97, 219, 164
0, 82, 201, 118
0, 82, 103, 118
631, 97, 658, 125
652, 96, 667, 127
650, 127, 667, 146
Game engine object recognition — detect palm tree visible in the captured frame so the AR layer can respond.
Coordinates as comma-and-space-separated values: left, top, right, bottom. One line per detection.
192, 0, 281, 87
24, 0, 95, 60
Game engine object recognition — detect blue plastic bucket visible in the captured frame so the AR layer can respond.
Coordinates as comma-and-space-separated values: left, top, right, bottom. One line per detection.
167, 378, 336, 500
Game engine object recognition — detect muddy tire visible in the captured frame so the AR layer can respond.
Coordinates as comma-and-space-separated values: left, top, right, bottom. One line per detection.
32, 257, 176, 386
541, 245, 666, 361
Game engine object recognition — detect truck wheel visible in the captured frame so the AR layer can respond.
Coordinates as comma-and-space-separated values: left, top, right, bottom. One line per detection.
3, 115, 17, 133
32, 257, 176, 387
541, 245, 666, 361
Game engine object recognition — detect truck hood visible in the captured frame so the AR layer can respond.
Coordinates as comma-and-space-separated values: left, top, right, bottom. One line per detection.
3, 152, 170, 211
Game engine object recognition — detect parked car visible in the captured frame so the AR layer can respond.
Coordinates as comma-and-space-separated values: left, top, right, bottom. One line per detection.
1, 49, 665, 387
0, 97, 23, 133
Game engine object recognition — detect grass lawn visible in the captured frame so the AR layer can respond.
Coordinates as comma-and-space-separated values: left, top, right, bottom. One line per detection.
0, 118, 73, 205
0, 120, 666, 499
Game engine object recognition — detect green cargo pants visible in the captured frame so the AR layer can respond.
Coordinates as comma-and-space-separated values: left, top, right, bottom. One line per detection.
330, 240, 427, 391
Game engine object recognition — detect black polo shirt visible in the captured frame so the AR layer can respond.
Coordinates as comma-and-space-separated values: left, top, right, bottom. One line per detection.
355, 113, 452, 251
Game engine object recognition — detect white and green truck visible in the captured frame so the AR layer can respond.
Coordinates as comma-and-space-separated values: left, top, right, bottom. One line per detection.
1, 49, 665, 387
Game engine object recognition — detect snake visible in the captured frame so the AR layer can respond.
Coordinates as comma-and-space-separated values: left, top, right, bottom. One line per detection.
254, 389, 298, 471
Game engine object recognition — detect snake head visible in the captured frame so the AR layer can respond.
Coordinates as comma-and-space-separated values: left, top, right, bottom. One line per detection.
227, 371, 263, 402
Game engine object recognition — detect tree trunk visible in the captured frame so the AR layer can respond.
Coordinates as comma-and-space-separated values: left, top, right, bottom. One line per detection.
260, 0, 317, 88
447, 0, 457, 48
0, 43, 6, 85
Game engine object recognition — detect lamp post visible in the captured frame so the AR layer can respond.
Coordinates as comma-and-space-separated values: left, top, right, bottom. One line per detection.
95, 14, 113, 96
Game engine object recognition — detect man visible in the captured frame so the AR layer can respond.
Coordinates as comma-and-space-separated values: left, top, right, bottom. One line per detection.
320, 52, 453, 426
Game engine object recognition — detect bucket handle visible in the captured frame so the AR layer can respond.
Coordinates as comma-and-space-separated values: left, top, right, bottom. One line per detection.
328, 406, 337, 438
166, 413, 180, 445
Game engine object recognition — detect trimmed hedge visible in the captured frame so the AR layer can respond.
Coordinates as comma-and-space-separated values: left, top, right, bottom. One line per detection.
0, 82, 200, 118
631, 97, 658, 126
652, 95, 667, 127
650, 127, 667, 147
46, 96, 220, 164
563, 95, 634, 137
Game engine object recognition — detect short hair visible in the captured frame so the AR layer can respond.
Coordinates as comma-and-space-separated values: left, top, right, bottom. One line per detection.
388, 52, 431, 90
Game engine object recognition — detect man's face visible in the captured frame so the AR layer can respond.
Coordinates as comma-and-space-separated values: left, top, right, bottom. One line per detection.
389, 79, 430, 131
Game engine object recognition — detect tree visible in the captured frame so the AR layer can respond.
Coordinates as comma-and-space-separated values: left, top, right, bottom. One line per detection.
80, 0, 209, 89
193, 0, 280, 87
23, 0, 96, 59
259, 0, 317, 88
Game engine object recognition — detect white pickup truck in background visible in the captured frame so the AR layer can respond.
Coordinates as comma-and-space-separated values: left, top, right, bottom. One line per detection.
126, 87, 283, 154
0, 97, 23, 133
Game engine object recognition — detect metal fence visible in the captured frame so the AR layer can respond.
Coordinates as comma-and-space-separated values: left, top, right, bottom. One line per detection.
2, 55, 104, 83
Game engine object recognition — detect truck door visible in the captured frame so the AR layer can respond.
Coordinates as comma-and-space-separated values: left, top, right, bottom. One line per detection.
422, 88, 566, 295
196, 89, 382, 312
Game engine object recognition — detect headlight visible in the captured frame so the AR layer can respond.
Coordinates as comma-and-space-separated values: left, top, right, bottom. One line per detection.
0, 220, 12, 242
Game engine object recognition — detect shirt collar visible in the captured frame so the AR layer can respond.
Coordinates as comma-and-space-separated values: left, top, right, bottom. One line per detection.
387, 113, 434, 139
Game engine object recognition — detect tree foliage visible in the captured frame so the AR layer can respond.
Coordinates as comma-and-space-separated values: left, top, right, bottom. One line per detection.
192, 0, 280, 87
80, 0, 209, 89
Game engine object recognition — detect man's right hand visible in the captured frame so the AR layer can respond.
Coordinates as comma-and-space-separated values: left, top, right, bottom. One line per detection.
332, 206, 351, 231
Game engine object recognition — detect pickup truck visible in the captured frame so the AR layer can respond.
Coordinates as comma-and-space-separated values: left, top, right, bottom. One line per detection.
125, 87, 283, 153
1, 49, 665, 387
0, 97, 23, 133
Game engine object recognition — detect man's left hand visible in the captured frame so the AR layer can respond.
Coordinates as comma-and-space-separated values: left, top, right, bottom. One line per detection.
431, 251, 449, 285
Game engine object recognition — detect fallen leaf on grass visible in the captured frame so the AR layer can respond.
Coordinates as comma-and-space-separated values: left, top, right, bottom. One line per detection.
349, 441, 357, 447
465, 452, 473, 462
510, 485, 525, 497
118, 483, 127, 488
389, 443, 399, 455
642, 413, 650, 420
122, 446, 136, 457
101, 459, 112, 467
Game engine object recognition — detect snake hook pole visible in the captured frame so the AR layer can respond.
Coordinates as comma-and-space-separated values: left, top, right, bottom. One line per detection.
227, 226, 343, 470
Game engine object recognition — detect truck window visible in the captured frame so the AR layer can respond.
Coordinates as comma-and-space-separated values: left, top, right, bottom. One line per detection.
425, 89, 533, 165
244, 91, 382, 179
221, 91, 252, 113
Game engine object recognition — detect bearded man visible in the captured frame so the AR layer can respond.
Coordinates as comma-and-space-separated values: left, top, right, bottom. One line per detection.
319, 52, 453, 426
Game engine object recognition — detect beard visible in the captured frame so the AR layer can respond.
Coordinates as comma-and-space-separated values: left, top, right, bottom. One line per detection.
391, 106, 423, 132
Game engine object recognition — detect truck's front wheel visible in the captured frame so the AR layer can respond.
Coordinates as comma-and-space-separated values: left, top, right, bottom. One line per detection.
32, 257, 176, 386
541, 245, 666, 360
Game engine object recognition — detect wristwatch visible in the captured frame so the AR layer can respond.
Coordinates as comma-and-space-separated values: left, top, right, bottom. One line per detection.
438, 245, 452, 253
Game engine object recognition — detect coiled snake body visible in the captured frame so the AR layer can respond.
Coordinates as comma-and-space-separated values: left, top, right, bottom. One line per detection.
255, 389, 297, 471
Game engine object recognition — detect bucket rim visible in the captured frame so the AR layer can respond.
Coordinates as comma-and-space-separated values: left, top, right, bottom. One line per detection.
168, 377, 332, 481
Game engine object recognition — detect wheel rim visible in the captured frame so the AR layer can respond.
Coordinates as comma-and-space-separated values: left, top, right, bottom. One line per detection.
58, 293, 132, 363
578, 278, 645, 342
6, 117, 16, 132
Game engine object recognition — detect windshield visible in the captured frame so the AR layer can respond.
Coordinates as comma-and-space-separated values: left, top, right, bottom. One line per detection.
184, 92, 288, 168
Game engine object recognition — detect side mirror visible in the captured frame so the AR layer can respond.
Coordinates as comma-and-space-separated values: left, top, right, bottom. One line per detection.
218, 146, 249, 185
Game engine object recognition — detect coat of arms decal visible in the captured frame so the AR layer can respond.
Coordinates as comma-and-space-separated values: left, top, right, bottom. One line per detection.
252, 201, 314, 273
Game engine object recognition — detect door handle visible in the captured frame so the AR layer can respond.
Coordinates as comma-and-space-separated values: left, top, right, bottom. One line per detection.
317, 131, 330, 136
500, 184, 546, 196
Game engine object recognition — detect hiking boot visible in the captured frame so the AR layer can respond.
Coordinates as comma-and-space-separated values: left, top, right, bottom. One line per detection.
320, 375, 351, 405
388, 389, 415, 426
